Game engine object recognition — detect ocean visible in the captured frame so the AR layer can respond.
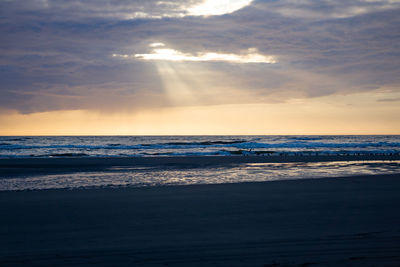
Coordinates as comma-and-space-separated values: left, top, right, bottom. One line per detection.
0, 135, 399, 191
1, 135, 399, 158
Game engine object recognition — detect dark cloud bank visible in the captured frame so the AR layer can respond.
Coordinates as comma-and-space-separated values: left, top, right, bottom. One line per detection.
0, 0, 399, 113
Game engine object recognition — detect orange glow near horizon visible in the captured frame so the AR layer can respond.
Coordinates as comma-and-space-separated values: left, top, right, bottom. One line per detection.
1, 92, 399, 135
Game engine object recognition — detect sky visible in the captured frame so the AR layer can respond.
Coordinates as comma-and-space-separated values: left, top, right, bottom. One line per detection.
0, 0, 399, 135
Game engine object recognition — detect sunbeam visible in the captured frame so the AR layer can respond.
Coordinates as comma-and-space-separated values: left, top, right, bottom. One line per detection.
155, 62, 197, 105
112, 43, 277, 106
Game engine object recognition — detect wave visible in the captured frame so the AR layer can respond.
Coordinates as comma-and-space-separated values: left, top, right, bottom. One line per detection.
48, 153, 89, 157
233, 141, 400, 149
1, 150, 399, 158
287, 136, 323, 141
162, 140, 246, 146
1, 141, 400, 151
8, 138, 31, 141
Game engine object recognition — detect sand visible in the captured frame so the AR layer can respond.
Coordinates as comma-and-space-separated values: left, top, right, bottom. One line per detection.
1, 172, 400, 266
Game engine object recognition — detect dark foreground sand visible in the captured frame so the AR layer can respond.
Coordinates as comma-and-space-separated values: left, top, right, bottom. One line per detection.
1, 173, 400, 266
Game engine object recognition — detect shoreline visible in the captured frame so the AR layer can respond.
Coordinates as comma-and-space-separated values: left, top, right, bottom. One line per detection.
1, 154, 400, 168
1, 154, 399, 180
0, 154, 398, 181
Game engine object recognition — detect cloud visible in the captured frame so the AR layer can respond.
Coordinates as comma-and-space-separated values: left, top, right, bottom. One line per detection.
0, 0, 254, 21
253, 0, 400, 19
2, 0, 398, 23
378, 98, 400, 102
0, 0, 399, 114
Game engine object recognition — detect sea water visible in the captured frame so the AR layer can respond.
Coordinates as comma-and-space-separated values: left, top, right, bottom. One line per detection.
0, 136, 399, 191
0, 135, 399, 158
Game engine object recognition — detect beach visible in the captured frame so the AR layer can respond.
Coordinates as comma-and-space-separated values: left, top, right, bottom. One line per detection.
1, 155, 400, 266
2, 0, 400, 262
1, 154, 399, 176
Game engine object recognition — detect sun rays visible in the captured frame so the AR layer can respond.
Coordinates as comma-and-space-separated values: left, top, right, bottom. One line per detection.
155, 62, 198, 105
112, 43, 277, 106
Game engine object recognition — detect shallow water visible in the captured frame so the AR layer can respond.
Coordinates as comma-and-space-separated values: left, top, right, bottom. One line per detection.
1, 160, 399, 191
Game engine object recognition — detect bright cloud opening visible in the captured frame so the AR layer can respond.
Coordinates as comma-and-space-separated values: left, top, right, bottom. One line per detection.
187, 0, 253, 16
123, 0, 254, 19
135, 48, 277, 64
114, 45, 276, 64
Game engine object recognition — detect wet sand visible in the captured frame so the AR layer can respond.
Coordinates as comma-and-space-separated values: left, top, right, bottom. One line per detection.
1, 173, 400, 266
1, 154, 399, 178
1, 154, 400, 168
